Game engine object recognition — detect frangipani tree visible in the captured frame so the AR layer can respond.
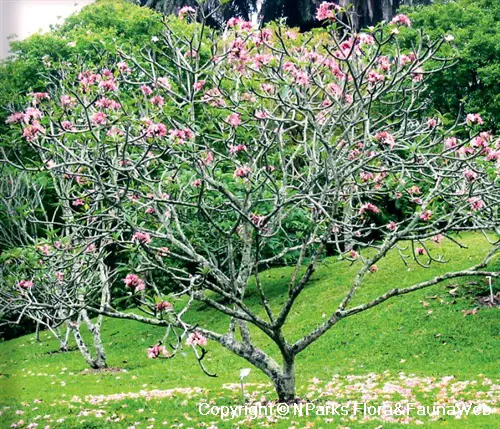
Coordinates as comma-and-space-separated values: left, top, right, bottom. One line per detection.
2, 3, 499, 401
0, 174, 109, 368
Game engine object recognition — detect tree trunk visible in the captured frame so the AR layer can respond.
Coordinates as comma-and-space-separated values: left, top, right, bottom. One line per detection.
273, 358, 296, 402
82, 311, 107, 369
71, 316, 107, 369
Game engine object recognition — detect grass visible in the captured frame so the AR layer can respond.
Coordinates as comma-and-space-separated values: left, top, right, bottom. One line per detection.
0, 232, 498, 428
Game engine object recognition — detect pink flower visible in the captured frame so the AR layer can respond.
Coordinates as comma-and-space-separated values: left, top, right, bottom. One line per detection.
316, 2, 341, 21
98, 78, 118, 92
399, 54, 413, 66
185, 49, 198, 58
412, 67, 424, 82
349, 250, 359, 259
203, 151, 214, 165
377, 56, 392, 71
374, 131, 395, 148
22, 121, 45, 141
78, 71, 100, 92
408, 185, 421, 195
24, 107, 43, 122
145, 207, 155, 214
416, 247, 426, 255
227, 17, 242, 28
202, 88, 226, 107
468, 197, 485, 211
229, 144, 247, 155
193, 80, 206, 91
178, 6, 196, 18
466, 113, 484, 125
149, 95, 165, 106
96, 98, 121, 110
72, 199, 85, 207
250, 213, 266, 228
117, 61, 131, 74
294, 70, 310, 86
368, 70, 385, 83
369, 265, 379, 273
123, 273, 146, 291
132, 231, 152, 244
29, 92, 50, 104
169, 128, 195, 144
391, 14, 412, 27
156, 301, 172, 311
147, 344, 170, 358
358, 33, 375, 46
156, 77, 171, 90
90, 112, 107, 126
107, 127, 124, 137
255, 110, 268, 120
261, 83, 274, 94
233, 165, 252, 179
5, 112, 24, 124
144, 121, 168, 138
463, 168, 479, 182
444, 137, 458, 149
140, 85, 153, 96
158, 247, 170, 257
227, 113, 242, 127
17, 280, 34, 289
360, 171, 374, 182
432, 234, 444, 244
420, 210, 433, 221
186, 331, 207, 347
359, 203, 380, 215
427, 118, 437, 128
192, 178, 202, 187
61, 121, 74, 131
387, 221, 398, 232
36, 244, 50, 256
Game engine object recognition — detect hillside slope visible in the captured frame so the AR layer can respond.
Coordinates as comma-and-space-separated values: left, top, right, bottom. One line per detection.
0, 232, 498, 428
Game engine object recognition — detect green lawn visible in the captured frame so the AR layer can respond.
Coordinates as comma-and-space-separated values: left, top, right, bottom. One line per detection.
0, 232, 498, 428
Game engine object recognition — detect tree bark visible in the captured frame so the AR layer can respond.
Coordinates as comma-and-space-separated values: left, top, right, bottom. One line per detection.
273, 357, 296, 402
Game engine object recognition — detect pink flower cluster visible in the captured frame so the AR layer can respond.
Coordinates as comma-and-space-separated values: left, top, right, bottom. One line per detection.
17, 280, 34, 289
144, 120, 168, 138
22, 121, 45, 141
98, 69, 118, 92
178, 6, 196, 19
391, 14, 412, 27
234, 165, 252, 179
227, 17, 253, 31
132, 231, 152, 244
156, 301, 172, 311
229, 144, 247, 155
169, 128, 195, 144
468, 197, 485, 211
96, 97, 121, 110
420, 210, 433, 221
375, 131, 395, 148
29, 92, 50, 104
227, 112, 242, 127
147, 344, 170, 358
91, 112, 107, 126
466, 113, 484, 125
78, 70, 101, 93
123, 273, 146, 291
359, 203, 380, 215
316, 2, 341, 21
117, 61, 131, 74
186, 331, 207, 347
